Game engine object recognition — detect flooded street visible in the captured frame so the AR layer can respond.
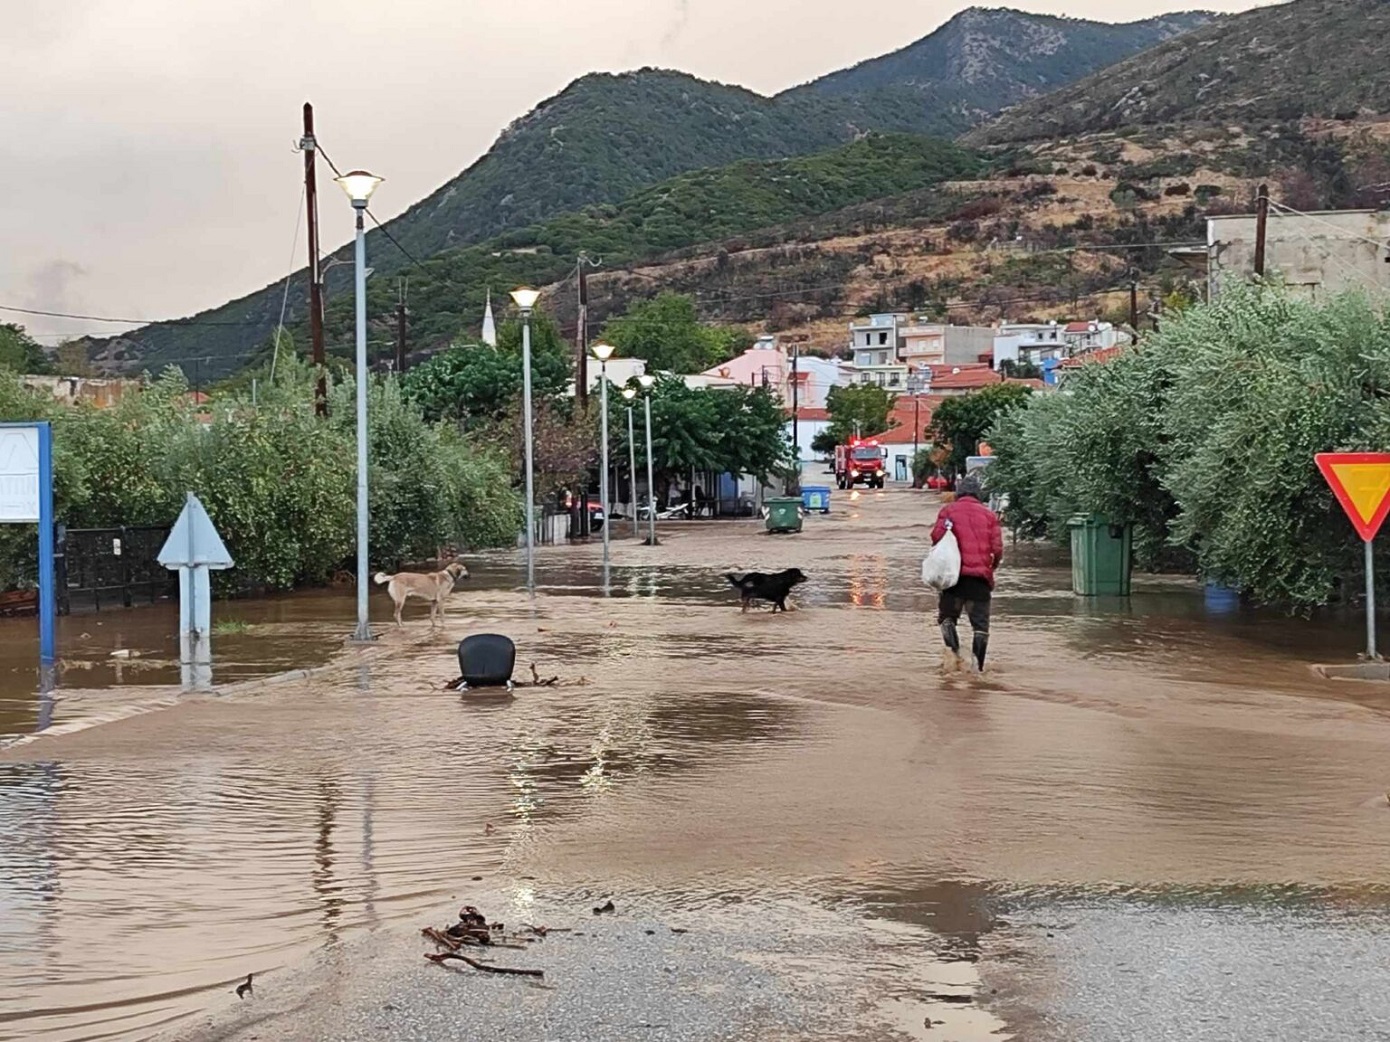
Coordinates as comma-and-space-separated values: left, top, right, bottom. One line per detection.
4, 491, 1390, 1041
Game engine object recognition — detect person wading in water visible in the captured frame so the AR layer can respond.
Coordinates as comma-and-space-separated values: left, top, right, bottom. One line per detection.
930, 472, 1003, 672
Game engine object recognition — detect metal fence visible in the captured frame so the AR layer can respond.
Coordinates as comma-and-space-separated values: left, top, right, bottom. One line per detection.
57, 524, 176, 614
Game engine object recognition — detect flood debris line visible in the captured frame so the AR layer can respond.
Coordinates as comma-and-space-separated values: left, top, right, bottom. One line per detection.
421, 905, 547, 979
443, 663, 589, 691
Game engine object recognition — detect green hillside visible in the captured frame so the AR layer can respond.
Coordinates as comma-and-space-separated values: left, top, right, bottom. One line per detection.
94, 7, 1213, 374
299, 134, 981, 371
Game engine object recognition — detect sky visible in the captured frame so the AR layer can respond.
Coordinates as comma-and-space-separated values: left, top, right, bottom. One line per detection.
1, 0, 1277, 343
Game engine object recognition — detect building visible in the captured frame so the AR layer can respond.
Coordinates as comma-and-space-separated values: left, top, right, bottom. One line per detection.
847, 313, 909, 390
1061, 321, 1123, 354
878, 394, 940, 483
1205, 209, 1390, 301
992, 321, 1066, 371
899, 323, 995, 369
19, 375, 143, 408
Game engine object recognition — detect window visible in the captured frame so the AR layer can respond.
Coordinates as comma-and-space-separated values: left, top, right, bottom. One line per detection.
879, 332, 889, 345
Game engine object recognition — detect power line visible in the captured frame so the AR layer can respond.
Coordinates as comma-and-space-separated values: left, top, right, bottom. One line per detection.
1267, 200, 1389, 250
271, 184, 307, 382
316, 136, 424, 272
0, 303, 254, 327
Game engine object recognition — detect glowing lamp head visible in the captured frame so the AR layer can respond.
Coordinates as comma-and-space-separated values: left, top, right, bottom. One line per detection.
509, 287, 541, 312
335, 170, 383, 207
591, 342, 616, 362
622, 387, 636, 401
637, 374, 655, 389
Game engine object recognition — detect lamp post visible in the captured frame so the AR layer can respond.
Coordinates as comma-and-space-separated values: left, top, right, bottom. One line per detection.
334, 169, 383, 643
906, 372, 926, 487
591, 343, 616, 569
638, 373, 658, 546
622, 388, 639, 540
510, 286, 541, 594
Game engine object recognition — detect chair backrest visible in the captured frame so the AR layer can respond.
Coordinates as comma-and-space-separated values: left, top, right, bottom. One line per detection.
457, 634, 516, 688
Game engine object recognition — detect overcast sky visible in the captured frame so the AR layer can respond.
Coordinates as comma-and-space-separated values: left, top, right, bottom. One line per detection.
2, 0, 1276, 342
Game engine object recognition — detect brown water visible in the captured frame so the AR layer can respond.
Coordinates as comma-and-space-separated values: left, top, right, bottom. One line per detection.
3, 492, 1389, 1042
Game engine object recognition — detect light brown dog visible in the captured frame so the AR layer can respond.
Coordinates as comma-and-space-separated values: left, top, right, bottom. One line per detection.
373, 561, 468, 626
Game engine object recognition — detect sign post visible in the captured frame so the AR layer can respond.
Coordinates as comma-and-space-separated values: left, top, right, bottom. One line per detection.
1315, 452, 1390, 660
0, 422, 56, 668
157, 493, 234, 690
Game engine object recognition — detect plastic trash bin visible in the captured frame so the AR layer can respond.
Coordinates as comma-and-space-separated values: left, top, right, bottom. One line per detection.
1067, 515, 1132, 596
801, 486, 831, 514
765, 497, 804, 534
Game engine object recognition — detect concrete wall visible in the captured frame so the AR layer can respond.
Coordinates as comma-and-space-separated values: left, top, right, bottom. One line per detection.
20, 375, 143, 408
1209, 210, 1390, 301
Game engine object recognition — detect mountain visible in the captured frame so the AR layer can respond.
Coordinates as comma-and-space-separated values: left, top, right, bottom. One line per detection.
785, 7, 1213, 133
967, 0, 1390, 147
91, 7, 1216, 374
243, 134, 984, 371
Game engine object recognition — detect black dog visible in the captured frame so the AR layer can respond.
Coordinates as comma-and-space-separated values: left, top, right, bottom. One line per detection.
723, 569, 807, 613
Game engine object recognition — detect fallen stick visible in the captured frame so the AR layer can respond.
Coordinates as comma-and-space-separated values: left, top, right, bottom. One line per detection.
423, 927, 462, 951
424, 952, 544, 978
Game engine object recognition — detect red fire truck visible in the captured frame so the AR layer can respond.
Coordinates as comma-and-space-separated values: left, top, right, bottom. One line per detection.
834, 438, 887, 489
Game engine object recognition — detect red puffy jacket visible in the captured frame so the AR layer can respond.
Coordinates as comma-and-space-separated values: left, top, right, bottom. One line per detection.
931, 495, 1004, 587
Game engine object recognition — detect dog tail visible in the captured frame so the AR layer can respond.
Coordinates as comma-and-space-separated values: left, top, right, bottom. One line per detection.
373, 572, 391, 586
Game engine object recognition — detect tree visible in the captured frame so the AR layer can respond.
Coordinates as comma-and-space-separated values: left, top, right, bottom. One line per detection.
0, 324, 53, 374
402, 312, 570, 426
813, 384, 896, 454
603, 293, 737, 374
928, 383, 1032, 474
608, 378, 792, 502
987, 284, 1390, 607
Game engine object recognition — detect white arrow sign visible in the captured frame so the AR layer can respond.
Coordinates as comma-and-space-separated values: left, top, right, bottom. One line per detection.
157, 493, 233, 692
158, 493, 233, 570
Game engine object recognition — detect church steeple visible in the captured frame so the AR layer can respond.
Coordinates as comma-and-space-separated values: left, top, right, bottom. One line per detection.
481, 288, 497, 347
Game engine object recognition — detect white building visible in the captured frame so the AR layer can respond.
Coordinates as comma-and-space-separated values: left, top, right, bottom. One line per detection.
992, 321, 1066, 370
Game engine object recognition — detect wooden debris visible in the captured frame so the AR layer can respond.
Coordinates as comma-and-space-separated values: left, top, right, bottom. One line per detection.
425, 952, 544, 978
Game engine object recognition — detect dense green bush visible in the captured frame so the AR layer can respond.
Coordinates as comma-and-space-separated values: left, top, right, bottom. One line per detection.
0, 362, 522, 593
989, 285, 1390, 607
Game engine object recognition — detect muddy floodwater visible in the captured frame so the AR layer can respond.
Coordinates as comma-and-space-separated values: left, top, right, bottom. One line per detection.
3, 491, 1390, 1041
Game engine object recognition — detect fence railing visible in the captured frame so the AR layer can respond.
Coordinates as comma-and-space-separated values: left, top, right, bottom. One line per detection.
56, 524, 176, 615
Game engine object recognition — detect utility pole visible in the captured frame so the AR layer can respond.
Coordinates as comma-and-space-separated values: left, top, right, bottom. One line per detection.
302, 102, 327, 417
575, 252, 602, 412
1254, 183, 1270, 279
395, 281, 408, 375
790, 343, 800, 494
1129, 271, 1140, 338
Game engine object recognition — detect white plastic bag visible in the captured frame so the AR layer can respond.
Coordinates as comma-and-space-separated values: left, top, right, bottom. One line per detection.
922, 522, 961, 591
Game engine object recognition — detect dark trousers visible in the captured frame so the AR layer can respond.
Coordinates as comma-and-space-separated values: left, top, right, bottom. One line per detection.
937, 575, 992, 634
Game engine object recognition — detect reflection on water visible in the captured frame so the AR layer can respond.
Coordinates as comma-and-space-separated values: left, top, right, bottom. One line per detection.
0, 669, 806, 1042
4, 496, 1389, 1042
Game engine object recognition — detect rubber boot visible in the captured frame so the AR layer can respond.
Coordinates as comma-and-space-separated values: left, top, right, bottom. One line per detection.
972, 632, 989, 673
940, 620, 962, 673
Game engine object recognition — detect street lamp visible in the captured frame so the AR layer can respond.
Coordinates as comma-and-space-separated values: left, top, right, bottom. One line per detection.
622, 387, 639, 540
591, 343, 616, 569
334, 169, 383, 643
638, 373, 658, 546
510, 286, 541, 594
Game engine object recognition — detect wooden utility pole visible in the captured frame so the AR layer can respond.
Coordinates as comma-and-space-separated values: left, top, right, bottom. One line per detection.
395, 283, 408, 375
1254, 183, 1270, 278
576, 253, 590, 411
1129, 272, 1140, 337
302, 102, 327, 416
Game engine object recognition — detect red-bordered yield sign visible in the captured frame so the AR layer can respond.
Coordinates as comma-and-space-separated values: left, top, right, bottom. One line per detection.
1316, 452, 1390, 541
